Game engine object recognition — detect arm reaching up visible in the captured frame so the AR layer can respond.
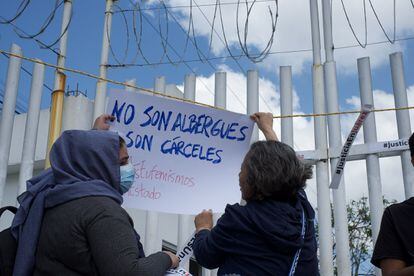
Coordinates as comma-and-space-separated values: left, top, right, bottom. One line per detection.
250, 112, 278, 141
93, 114, 115, 130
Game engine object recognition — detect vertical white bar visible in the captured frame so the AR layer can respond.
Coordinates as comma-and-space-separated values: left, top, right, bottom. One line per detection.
309, 0, 334, 274
321, 0, 352, 274
178, 74, 196, 271
215, 72, 226, 109
0, 44, 22, 205
313, 66, 334, 275
280, 66, 293, 147
144, 76, 165, 254
390, 52, 414, 199
324, 62, 352, 276
154, 76, 166, 94
247, 70, 259, 142
125, 79, 137, 92
243, 70, 259, 209
184, 74, 196, 100
205, 71, 228, 276
53, 0, 72, 89
51, 0, 72, 136
358, 57, 383, 276
17, 61, 45, 196
93, 0, 115, 121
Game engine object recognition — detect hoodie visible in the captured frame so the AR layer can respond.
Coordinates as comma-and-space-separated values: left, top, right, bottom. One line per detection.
10, 130, 151, 276
193, 192, 318, 275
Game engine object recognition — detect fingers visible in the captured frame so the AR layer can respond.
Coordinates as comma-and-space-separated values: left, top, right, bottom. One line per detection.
250, 112, 273, 121
250, 114, 259, 122
102, 114, 115, 122
198, 209, 212, 216
93, 114, 116, 130
163, 251, 179, 268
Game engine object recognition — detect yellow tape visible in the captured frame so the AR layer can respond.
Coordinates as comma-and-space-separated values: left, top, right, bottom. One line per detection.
1, 49, 413, 119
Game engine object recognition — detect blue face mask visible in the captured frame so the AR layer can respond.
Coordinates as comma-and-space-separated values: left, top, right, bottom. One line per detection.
120, 163, 135, 194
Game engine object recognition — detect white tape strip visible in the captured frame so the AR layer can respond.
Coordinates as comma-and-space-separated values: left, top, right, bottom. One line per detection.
330, 104, 373, 189
164, 232, 196, 276
165, 268, 192, 276
176, 232, 196, 267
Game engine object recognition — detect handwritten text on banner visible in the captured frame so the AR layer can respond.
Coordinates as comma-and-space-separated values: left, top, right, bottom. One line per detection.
107, 90, 253, 214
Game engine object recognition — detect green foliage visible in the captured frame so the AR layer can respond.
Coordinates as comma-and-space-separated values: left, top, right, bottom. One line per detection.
316, 197, 396, 276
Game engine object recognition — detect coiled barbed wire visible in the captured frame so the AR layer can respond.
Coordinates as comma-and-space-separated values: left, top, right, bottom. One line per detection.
107, 0, 278, 66
236, 0, 278, 63
340, 0, 368, 48
15, 0, 61, 40
0, 0, 73, 55
368, 0, 396, 44
340, 0, 397, 47
128, 0, 150, 65
0, 0, 30, 24
106, 0, 412, 67
107, 3, 130, 65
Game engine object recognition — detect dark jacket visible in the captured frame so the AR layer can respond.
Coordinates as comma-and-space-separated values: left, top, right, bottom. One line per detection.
193, 192, 318, 275
11, 130, 171, 276
34, 196, 171, 276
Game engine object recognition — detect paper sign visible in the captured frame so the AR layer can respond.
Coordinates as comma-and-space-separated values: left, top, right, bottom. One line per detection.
106, 90, 254, 214
330, 104, 373, 189
165, 268, 192, 276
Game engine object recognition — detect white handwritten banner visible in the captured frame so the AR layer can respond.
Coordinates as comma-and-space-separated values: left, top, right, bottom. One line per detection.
106, 90, 254, 214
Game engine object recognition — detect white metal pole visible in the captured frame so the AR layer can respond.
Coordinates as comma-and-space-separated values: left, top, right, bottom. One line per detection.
17, 61, 45, 196
325, 61, 352, 276
309, 0, 334, 274
93, 0, 115, 121
390, 52, 414, 198
53, 0, 71, 88
206, 71, 228, 276
125, 79, 137, 92
184, 74, 196, 100
178, 74, 196, 272
358, 57, 383, 276
244, 70, 259, 208
280, 66, 293, 147
144, 76, 165, 254
247, 70, 259, 142
215, 72, 226, 109
0, 43, 22, 205
321, 0, 352, 274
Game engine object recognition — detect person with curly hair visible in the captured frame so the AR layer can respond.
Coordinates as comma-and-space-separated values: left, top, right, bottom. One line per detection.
193, 112, 318, 276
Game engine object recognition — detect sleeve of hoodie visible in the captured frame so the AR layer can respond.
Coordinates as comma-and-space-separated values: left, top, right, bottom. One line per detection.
193, 204, 240, 269
84, 198, 171, 276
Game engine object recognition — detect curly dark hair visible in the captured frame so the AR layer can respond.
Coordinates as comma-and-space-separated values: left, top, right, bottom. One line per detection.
409, 133, 414, 157
243, 141, 313, 201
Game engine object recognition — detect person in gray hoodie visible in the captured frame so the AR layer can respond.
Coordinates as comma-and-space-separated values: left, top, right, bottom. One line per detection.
11, 128, 178, 276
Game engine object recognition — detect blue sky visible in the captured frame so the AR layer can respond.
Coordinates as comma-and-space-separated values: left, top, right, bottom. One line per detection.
1, 0, 414, 205
1, 0, 413, 114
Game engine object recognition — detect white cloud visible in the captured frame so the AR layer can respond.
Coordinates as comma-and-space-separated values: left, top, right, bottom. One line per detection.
163, 0, 414, 75
185, 70, 413, 206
